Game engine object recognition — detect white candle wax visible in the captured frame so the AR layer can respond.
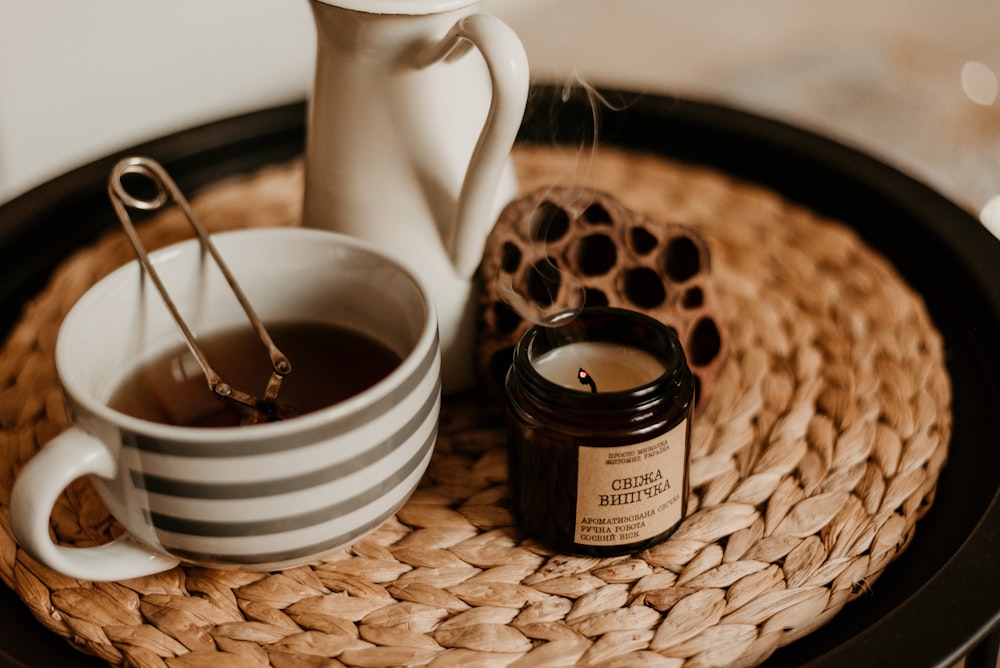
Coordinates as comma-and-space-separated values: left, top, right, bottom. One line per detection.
532, 341, 666, 392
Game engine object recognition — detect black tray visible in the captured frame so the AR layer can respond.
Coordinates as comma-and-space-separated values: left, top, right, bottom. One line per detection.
0, 86, 997, 668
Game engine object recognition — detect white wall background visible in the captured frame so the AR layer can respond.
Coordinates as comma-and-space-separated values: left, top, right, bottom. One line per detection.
0, 1, 314, 203
2, 1, 998, 217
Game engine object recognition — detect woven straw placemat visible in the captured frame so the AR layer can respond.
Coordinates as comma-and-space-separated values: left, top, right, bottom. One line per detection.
0, 145, 951, 668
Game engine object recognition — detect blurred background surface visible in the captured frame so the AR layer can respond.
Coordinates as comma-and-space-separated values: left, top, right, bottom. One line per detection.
1, 1, 998, 224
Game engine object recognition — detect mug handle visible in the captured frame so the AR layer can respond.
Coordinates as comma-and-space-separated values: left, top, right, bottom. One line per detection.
10, 427, 181, 581
416, 13, 530, 279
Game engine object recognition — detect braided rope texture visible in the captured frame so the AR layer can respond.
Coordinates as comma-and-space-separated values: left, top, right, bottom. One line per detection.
0, 146, 951, 667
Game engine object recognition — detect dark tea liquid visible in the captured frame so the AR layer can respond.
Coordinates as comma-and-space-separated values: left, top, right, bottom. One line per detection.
108, 322, 401, 427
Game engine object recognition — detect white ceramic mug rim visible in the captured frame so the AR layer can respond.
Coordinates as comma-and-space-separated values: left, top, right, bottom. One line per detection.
55, 227, 439, 443
310, 0, 479, 15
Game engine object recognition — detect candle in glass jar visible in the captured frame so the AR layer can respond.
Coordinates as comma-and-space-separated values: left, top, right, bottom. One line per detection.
531, 341, 667, 392
505, 307, 693, 557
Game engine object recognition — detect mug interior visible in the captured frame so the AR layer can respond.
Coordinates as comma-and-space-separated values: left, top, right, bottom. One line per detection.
56, 228, 435, 427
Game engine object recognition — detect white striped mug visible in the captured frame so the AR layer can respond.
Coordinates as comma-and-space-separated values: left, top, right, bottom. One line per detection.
11, 227, 440, 580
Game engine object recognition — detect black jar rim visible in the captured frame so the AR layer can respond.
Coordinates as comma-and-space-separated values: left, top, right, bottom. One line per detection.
508, 306, 691, 415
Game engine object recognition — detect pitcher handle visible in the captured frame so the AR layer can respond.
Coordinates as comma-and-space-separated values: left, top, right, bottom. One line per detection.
416, 14, 529, 279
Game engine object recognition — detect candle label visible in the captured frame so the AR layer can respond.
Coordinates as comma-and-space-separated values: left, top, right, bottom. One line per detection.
574, 418, 687, 546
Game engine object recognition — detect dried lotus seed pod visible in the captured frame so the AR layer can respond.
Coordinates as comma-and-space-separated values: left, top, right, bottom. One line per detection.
477, 186, 727, 413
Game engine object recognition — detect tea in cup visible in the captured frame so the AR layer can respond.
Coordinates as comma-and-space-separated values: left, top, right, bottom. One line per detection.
10, 227, 441, 580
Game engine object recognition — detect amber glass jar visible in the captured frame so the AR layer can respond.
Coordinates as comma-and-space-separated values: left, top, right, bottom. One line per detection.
505, 307, 693, 557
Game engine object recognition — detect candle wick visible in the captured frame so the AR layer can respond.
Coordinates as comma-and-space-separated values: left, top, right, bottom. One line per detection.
578, 367, 598, 393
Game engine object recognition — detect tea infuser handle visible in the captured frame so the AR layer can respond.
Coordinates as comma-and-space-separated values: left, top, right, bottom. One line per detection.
10, 427, 180, 581
107, 156, 292, 414
414, 14, 529, 279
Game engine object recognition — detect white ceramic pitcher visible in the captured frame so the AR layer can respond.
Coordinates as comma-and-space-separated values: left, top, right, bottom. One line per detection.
302, 0, 529, 392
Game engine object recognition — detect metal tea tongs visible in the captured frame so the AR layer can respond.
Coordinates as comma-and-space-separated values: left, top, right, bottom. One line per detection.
108, 156, 293, 423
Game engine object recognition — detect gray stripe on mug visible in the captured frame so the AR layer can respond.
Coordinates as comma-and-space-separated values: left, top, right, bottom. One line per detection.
130, 382, 439, 499
161, 497, 404, 566
122, 332, 439, 458
147, 418, 435, 537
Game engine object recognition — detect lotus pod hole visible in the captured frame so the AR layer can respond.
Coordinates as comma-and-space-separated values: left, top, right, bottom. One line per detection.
630, 226, 658, 255
570, 234, 618, 276
526, 258, 562, 307
500, 242, 522, 273
583, 203, 613, 225
664, 236, 702, 281
623, 267, 667, 308
528, 201, 570, 242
